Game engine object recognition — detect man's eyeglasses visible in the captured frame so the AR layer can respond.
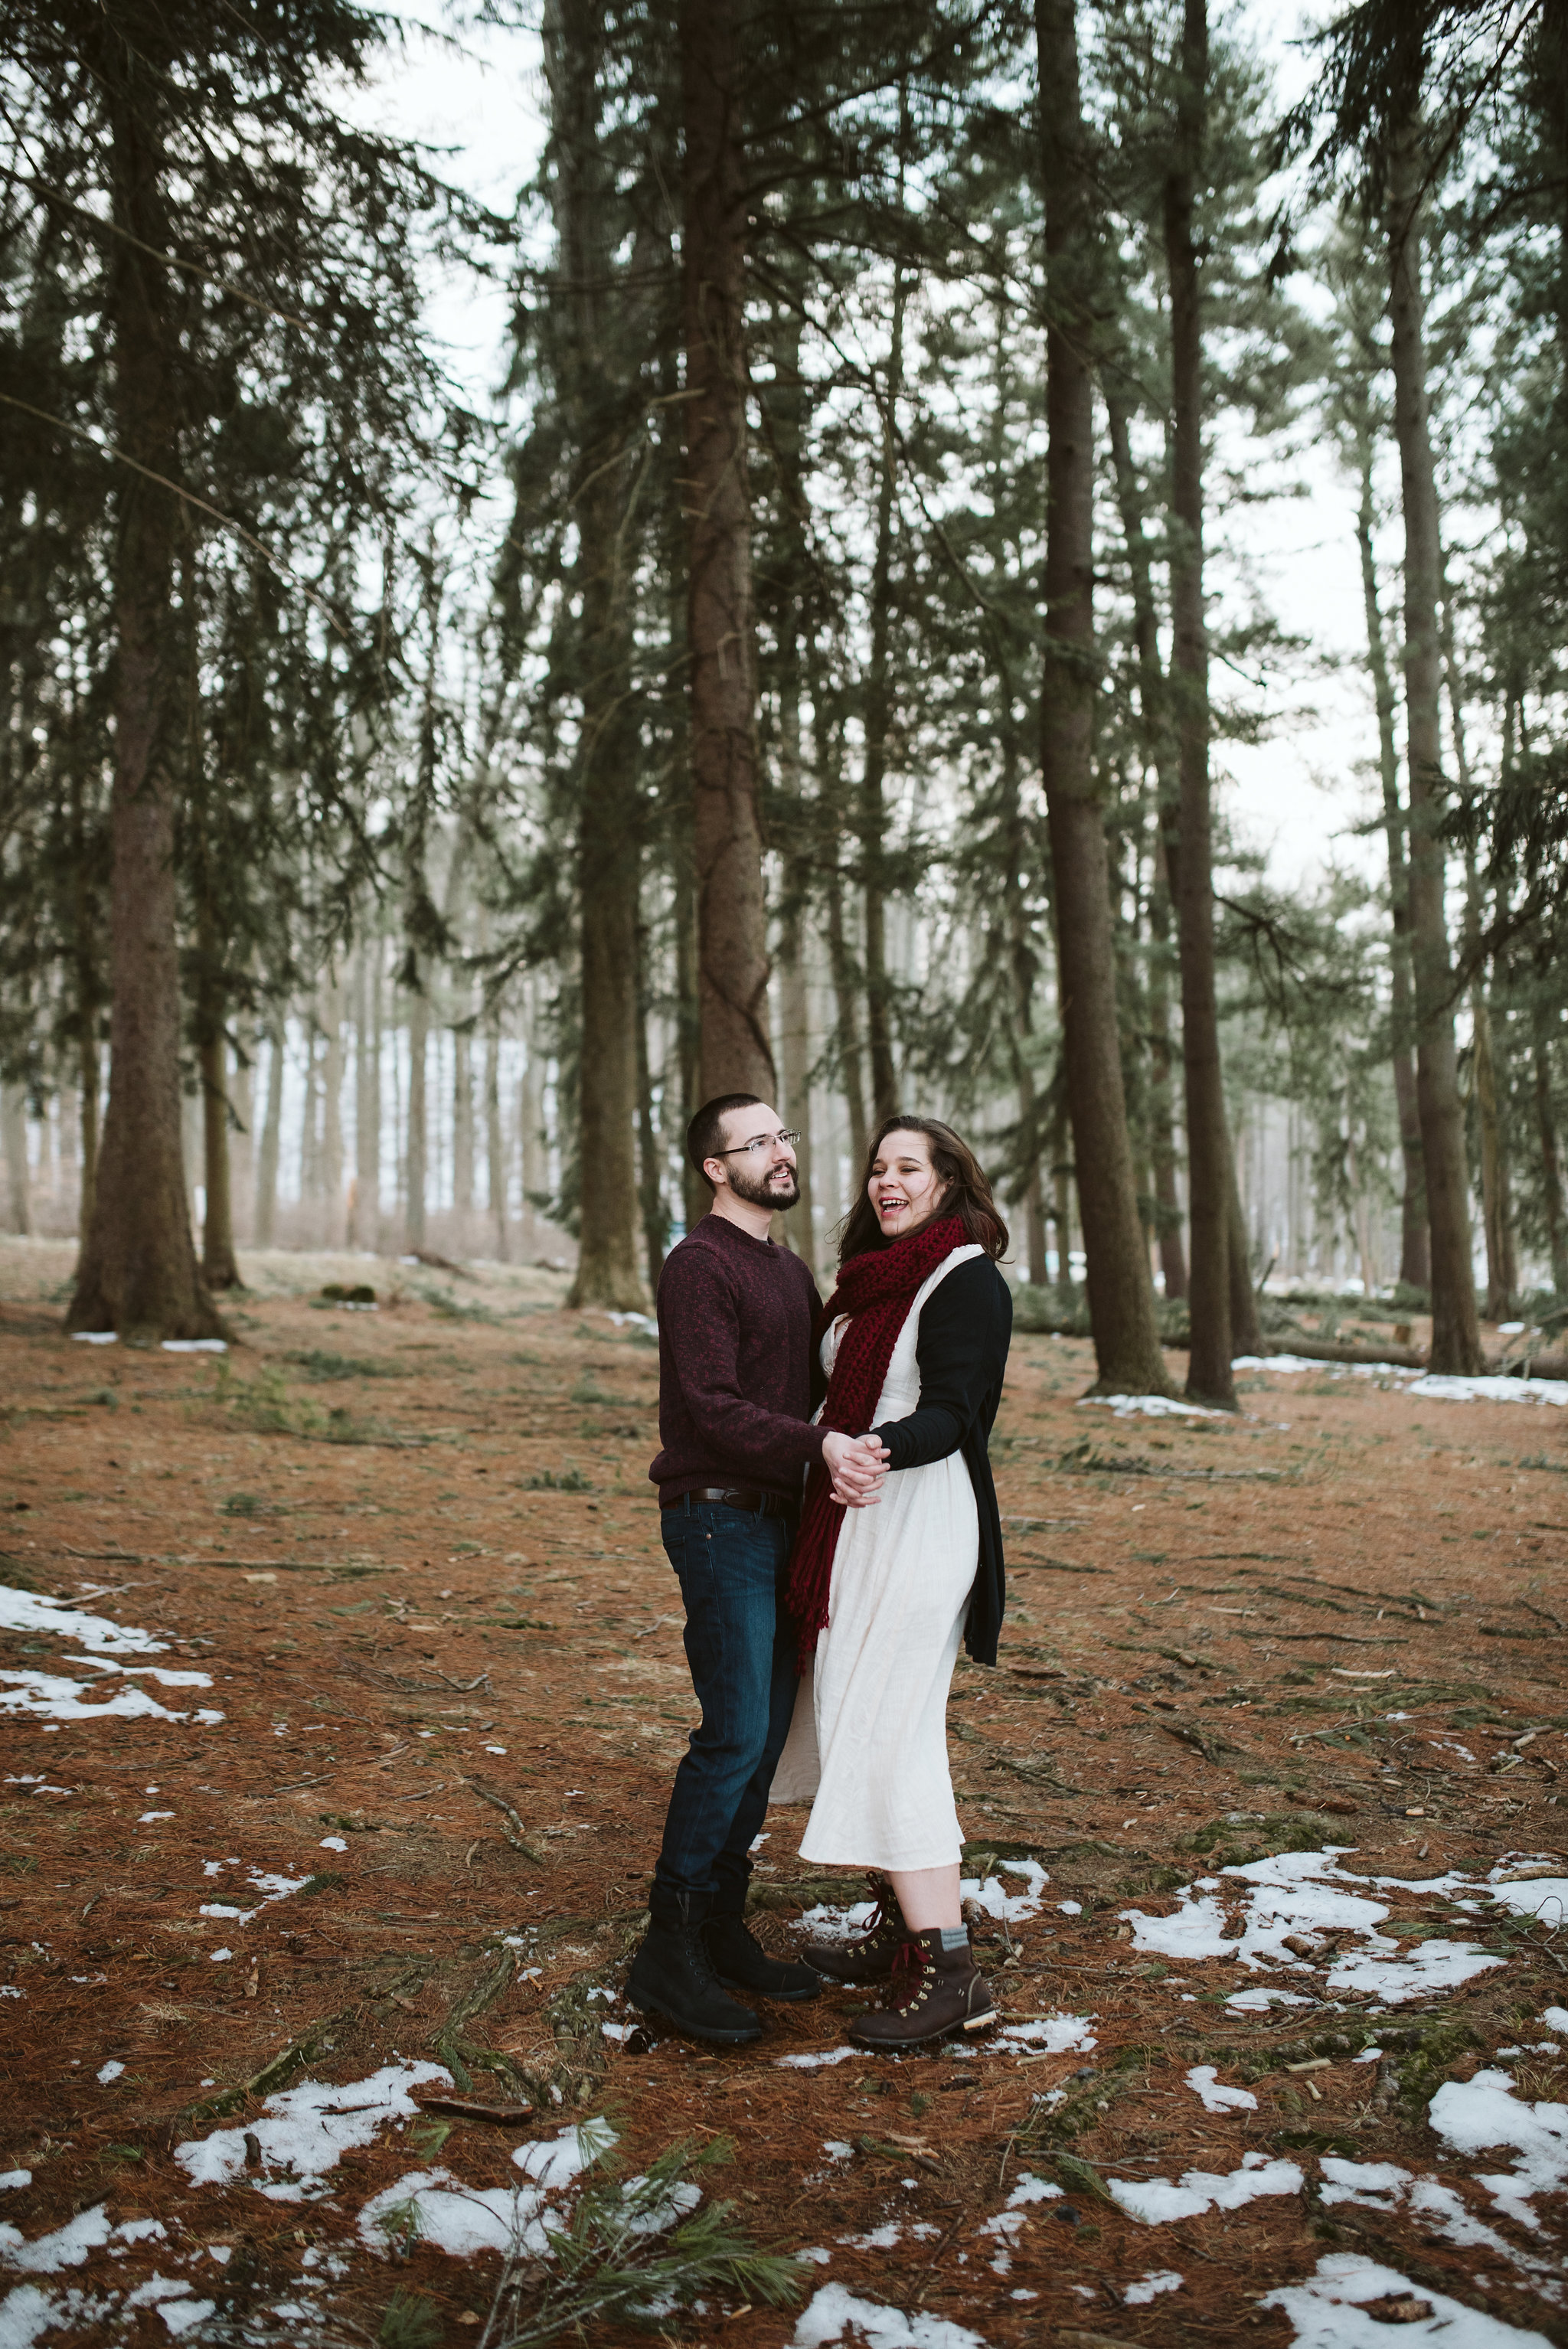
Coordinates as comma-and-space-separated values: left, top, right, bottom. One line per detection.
713, 1129, 801, 1159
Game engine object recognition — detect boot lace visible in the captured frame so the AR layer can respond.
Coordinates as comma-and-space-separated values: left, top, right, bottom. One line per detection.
885, 1938, 926, 2013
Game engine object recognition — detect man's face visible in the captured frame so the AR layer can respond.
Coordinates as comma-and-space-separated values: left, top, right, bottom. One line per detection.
709, 1103, 800, 1211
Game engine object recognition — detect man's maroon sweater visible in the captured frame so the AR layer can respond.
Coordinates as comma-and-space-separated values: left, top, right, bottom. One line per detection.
649, 1214, 826, 1504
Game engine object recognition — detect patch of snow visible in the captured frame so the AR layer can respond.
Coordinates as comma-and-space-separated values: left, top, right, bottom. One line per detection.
96, 2063, 123, 2086
175, 2063, 452, 2199
199, 1867, 311, 1926
1107, 2151, 1304, 2225
161, 1339, 227, 1354
1233, 1355, 1421, 1380
993, 2015, 1097, 2057
0, 1590, 169, 1657
840, 2223, 902, 2251
776, 2047, 858, 2070
0, 1669, 221, 1728
1124, 2271, 1183, 2305
959, 1857, 1048, 1923
318, 1837, 347, 1854
1428, 2070, 1568, 2230
1080, 1393, 1230, 1420
823, 2142, 853, 2161
792, 2282, 987, 2349
138, 1812, 174, 1823
0, 2285, 117, 2347
1057, 1900, 1082, 1916
1185, 2064, 1256, 2113
0, 2209, 165, 2275
1409, 1374, 1568, 1407
1261, 2251, 1553, 2346
1123, 1848, 1502, 2005
209, 1949, 233, 1963
0, 2181, 28, 2195
1543, 2007, 1568, 2035
360, 2123, 626, 2262
797, 2247, 832, 2265
70, 1330, 117, 1343
1314, 2161, 1557, 2295
1486, 1874, 1568, 1928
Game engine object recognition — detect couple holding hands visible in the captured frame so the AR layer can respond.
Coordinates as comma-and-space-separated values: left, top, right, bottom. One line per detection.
625, 1093, 1013, 2052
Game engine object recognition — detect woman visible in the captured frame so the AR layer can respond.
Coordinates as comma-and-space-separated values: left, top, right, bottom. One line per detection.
771, 1114, 1013, 2050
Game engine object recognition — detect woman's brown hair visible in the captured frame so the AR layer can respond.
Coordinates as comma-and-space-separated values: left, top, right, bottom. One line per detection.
837, 1115, 1010, 1268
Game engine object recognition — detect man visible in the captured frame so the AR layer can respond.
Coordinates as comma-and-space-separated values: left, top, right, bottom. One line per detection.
626, 1093, 888, 2044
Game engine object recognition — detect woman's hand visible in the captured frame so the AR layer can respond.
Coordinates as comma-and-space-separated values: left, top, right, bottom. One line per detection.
823, 1429, 889, 1508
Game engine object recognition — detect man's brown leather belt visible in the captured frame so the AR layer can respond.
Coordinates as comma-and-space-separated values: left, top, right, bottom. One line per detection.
662, 1486, 797, 1520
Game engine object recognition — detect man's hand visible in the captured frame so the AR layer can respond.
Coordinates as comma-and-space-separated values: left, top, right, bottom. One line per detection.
822, 1429, 890, 1510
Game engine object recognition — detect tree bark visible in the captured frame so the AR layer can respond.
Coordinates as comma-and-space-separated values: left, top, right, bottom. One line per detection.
1387, 116, 1483, 1371
406, 972, 428, 1249
67, 77, 220, 1338
1035, 0, 1170, 1394
681, 0, 773, 1100
322, 977, 345, 1247
778, 891, 818, 1280
544, 0, 648, 1309
1533, 991, 1568, 1295
1163, 0, 1233, 1406
485, 1009, 508, 1262
861, 110, 910, 1125
255, 1018, 283, 1247
352, 937, 381, 1251
1106, 396, 1187, 1304
1, 1091, 28, 1235
1352, 419, 1429, 1290
1000, 736, 1048, 1288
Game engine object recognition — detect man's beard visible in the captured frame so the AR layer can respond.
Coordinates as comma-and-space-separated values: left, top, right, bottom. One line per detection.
729, 1159, 801, 1212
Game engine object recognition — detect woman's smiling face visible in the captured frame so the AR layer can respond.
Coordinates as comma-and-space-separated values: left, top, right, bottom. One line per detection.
868, 1129, 949, 1240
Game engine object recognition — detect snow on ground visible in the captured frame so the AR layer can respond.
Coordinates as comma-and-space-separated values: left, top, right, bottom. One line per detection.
1185, 2064, 1257, 2113
1317, 2156, 1562, 2295
0, 2208, 165, 2274
1233, 1355, 1568, 1406
1124, 2270, 1183, 2304
1079, 1394, 1231, 1420
1121, 1847, 1504, 2005
1261, 2253, 1555, 2346
0, 1592, 222, 1727
1428, 2070, 1568, 2232
198, 1864, 312, 1923
792, 2282, 987, 2349
1107, 2151, 1304, 2224
175, 2063, 454, 2200
992, 2016, 1097, 2055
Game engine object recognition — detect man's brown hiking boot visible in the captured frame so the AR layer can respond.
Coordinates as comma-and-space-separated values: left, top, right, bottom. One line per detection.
802, 1873, 909, 1986
847, 1926, 995, 2052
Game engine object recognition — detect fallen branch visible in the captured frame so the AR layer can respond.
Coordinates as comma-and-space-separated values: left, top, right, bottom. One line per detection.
462, 1776, 545, 1864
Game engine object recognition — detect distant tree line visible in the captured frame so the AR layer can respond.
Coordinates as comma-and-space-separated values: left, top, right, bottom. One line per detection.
2, 0, 1566, 1397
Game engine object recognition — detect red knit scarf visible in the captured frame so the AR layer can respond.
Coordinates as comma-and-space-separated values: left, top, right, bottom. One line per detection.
786, 1214, 969, 1665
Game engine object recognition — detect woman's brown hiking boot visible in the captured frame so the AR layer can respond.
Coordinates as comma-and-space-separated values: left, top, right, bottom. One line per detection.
802, 1873, 910, 1985
847, 1926, 995, 2052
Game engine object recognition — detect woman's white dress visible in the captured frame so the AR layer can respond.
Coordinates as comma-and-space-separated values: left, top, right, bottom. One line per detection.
769, 1243, 982, 1870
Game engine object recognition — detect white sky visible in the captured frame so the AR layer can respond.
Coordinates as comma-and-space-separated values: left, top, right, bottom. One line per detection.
347, 2, 1392, 896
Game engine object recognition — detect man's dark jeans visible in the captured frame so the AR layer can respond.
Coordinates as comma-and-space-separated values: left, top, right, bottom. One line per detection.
650, 1497, 798, 1926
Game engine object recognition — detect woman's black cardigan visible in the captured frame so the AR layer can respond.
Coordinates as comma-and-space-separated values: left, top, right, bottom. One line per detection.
869, 1254, 1014, 1667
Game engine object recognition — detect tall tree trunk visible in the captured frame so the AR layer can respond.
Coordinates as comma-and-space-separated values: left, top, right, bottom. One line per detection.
485, 1011, 508, 1262
452, 1021, 474, 1223
255, 1017, 283, 1247
352, 939, 381, 1250
861, 111, 910, 1125
634, 897, 668, 1292
1352, 415, 1429, 1289
1001, 742, 1048, 1289
406, 975, 428, 1249
673, 833, 706, 1235
1533, 991, 1568, 1295
67, 82, 219, 1338
322, 977, 345, 1247
1227, 1152, 1261, 1352
778, 890, 818, 1280
681, 0, 773, 1099
1106, 397, 1187, 1304
1163, 0, 1233, 1406
1387, 116, 1483, 1371
546, 0, 649, 1308
1, 1090, 28, 1235
805, 629, 869, 1168
1036, 0, 1169, 1395
1445, 581, 1514, 1320
1050, 1089, 1075, 1297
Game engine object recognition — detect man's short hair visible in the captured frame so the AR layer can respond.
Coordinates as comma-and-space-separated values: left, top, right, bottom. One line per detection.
688, 1093, 765, 1191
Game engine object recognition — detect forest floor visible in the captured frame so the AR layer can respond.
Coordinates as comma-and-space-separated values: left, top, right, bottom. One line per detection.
2, 1238, 1567, 2349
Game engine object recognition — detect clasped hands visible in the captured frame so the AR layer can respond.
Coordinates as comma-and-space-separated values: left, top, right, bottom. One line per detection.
821, 1428, 890, 1509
